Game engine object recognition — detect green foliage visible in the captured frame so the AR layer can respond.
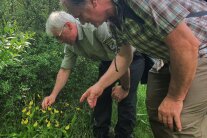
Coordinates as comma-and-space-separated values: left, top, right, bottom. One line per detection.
0, 34, 98, 136
0, 21, 34, 69
0, 93, 93, 137
0, 0, 61, 32
135, 85, 154, 138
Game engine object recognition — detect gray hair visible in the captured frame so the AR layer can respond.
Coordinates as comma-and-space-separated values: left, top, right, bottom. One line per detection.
46, 11, 76, 36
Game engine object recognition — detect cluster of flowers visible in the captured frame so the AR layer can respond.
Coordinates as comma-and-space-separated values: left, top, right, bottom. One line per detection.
21, 94, 81, 134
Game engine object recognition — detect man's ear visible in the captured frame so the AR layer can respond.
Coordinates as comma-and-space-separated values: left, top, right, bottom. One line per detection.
90, 0, 98, 7
65, 22, 73, 30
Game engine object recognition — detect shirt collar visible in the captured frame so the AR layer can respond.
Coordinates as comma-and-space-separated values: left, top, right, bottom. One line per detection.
76, 20, 84, 41
76, 22, 96, 46
109, 0, 125, 30
109, 0, 145, 30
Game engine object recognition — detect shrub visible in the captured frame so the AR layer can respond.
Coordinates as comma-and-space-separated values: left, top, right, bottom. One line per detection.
0, 20, 34, 69
0, 33, 99, 135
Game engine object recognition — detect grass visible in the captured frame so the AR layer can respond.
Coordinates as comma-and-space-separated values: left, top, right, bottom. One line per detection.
111, 84, 153, 138
134, 85, 153, 138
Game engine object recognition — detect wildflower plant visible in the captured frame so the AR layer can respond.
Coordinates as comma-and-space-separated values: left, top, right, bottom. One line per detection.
18, 94, 83, 137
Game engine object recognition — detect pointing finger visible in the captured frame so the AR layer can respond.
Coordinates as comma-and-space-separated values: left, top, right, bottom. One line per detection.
80, 91, 89, 103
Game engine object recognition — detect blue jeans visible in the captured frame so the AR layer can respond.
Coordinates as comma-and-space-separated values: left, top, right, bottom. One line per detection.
93, 54, 145, 138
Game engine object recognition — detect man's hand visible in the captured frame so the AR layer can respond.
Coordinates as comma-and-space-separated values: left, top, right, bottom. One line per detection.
111, 85, 129, 102
80, 83, 104, 108
42, 95, 56, 109
158, 95, 183, 132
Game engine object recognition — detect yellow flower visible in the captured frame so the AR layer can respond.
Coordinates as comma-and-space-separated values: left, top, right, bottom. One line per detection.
54, 109, 59, 114
28, 106, 32, 109
22, 118, 28, 125
47, 121, 51, 128
22, 108, 27, 113
29, 100, 34, 106
26, 110, 31, 116
41, 109, 46, 113
35, 106, 39, 110
76, 107, 81, 111
55, 120, 59, 127
21, 119, 24, 125
47, 107, 52, 111
33, 121, 38, 127
65, 103, 69, 107
65, 124, 70, 130
24, 118, 29, 125
45, 119, 49, 123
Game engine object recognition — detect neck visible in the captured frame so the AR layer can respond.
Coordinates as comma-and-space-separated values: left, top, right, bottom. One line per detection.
104, 0, 116, 18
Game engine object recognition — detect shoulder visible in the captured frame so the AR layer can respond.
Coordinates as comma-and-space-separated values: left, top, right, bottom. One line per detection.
95, 22, 113, 42
96, 22, 110, 33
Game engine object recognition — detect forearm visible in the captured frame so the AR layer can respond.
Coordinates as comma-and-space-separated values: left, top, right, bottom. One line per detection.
168, 47, 198, 100
119, 68, 130, 91
97, 44, 133, 90
165, 22, 200, 100
51, 68, 71, 97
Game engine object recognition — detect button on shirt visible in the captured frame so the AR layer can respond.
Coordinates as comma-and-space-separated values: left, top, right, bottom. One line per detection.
61, 22, 117, 69
110, 0, 207, 61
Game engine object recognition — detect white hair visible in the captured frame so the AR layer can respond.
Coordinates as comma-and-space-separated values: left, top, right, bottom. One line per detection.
46, 11, 76, 36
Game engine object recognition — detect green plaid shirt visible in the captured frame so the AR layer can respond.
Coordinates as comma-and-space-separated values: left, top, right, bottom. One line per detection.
109, 0, 207, 61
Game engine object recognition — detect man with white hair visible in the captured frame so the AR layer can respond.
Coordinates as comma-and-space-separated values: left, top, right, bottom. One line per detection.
42, 11, 148, 138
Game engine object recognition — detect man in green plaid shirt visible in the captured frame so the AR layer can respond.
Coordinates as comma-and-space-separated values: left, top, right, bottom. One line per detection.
62, 0, 207, 137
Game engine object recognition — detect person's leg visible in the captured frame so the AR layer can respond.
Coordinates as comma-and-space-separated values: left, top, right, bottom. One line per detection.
93, 61, 114, 138
176, 58, 207, 138
115, 55, 145, 138
146, 64, 172, 138
146, 58, 207, 138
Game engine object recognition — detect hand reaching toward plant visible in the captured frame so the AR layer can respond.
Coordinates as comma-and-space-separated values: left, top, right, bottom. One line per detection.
42, 95, 56, 109
80, 83, 104, 108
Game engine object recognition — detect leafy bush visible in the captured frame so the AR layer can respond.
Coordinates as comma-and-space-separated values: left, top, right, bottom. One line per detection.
0, 21, 34, 69
0, 0, 60, 32
0, 33, 99, 135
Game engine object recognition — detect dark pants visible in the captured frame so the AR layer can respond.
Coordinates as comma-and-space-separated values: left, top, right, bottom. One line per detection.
93, 54, 145, 138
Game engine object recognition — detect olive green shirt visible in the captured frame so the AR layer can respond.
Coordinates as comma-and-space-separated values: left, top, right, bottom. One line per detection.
61, 22, 119, 69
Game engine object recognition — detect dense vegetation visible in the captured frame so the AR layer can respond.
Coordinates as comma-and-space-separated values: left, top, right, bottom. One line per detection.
0, 0, 153, 137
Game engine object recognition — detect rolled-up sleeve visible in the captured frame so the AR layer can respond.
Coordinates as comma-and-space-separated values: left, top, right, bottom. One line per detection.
61, 45, 77, 69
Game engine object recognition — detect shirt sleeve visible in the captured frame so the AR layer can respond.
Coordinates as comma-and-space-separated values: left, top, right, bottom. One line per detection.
109, 23, 129, 48
61, 45, 77, 69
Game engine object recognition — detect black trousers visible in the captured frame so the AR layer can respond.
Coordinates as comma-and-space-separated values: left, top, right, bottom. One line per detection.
93, 54, 145, 138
